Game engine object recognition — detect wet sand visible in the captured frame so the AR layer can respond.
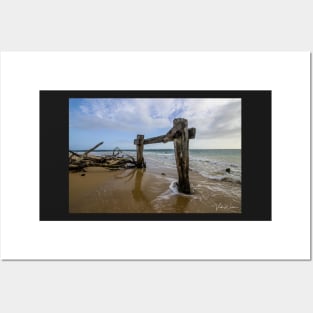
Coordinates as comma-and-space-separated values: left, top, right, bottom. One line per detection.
69, 166, 241, 214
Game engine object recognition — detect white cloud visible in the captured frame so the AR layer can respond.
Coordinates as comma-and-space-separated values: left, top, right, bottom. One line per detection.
70, 98, 241, 148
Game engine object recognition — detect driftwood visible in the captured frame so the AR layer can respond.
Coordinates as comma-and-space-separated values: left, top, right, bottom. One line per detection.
82, 141, 104, 157
69, 142, 137, 172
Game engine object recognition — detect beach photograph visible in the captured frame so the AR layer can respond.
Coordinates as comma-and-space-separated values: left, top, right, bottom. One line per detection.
69, 98, 241, 214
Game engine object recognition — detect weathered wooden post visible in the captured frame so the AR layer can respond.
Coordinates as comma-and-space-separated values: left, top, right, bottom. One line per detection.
173, 118, 191, 194
135, 134, 146, 168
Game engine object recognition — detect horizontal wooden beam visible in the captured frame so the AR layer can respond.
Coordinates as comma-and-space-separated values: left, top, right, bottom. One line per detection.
134, 128, 196, 145
144, 135, 167, 145
188, 127, 196, 139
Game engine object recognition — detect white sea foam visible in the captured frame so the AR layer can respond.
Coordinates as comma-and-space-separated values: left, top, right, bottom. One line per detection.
168, 180, 179, 194
144, 150, 242, 184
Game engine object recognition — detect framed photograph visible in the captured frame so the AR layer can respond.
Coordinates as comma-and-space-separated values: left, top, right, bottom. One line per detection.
0, 52, 310, 260
40, 90, 271, 221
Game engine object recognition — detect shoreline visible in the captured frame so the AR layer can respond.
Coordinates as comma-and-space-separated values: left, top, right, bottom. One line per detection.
69, 165, 241, 214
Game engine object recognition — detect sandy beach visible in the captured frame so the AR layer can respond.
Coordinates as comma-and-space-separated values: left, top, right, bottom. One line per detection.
69, 161, 241, 214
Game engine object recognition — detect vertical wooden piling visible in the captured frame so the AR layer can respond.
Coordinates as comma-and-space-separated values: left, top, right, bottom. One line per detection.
173, 118, 191, 194
135, 134, 145, 168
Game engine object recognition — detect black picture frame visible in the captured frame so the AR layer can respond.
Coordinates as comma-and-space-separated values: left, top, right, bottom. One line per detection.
40, 90, 271, 221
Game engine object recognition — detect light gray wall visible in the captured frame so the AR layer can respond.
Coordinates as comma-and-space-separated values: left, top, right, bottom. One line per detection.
0, 1, 311, 312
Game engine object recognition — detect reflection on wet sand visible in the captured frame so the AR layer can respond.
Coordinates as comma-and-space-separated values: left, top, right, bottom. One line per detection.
131, 169, 149, 204
175, 194, 191, 213
69, 166, 241, 214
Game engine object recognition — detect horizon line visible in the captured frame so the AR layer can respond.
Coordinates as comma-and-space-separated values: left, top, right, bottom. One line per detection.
71, 148, 242, 151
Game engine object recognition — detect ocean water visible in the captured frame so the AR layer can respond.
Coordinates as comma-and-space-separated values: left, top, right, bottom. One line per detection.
85, 149, 241, 183
143, 149, 241, 184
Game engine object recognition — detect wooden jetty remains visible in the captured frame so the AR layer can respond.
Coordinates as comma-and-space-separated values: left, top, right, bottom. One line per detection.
134, 118, 196, 194
69, 118, 196, 195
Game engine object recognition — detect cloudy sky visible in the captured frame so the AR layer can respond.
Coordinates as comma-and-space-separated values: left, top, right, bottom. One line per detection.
69, 98, 241, 150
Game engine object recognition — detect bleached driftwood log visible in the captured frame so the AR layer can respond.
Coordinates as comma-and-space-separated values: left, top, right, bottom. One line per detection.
69, 142, 137, 172
82, 141, 104, 157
